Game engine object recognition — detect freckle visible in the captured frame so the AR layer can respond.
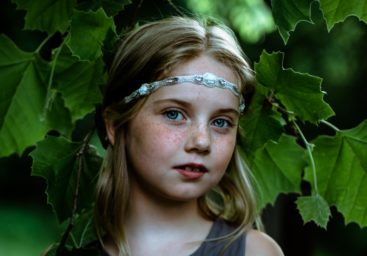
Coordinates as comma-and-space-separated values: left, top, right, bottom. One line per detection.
150, 121, 185, 144
170, 133, 185, 144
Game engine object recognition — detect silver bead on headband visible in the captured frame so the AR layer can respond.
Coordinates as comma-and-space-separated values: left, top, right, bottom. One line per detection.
122, 72, 245, 112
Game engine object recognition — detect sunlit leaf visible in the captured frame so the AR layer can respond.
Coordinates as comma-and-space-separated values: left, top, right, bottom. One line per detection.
320, 0, 367, 31
248, 135, 306, 208
296, 194, 331, 228
30, 136, 102, 223
67, 8, 116, 60
53, 47, 105, 122
229, 0, 275, 43
271, 0, 314, 43
239, 92, 284, 155
187, 0, 275, 43
12, 0, 76, 34
255, 51, 334, 123
304, 120, 367, 226
77, 0, 132, 16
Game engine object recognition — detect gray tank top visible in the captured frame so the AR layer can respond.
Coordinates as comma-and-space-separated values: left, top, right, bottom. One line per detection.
190, 219, 246, 256
99, 219, 246, 256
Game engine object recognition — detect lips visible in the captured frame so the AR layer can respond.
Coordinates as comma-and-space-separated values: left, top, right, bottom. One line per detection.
174, 163, 208, 179
175, 163, 208, 172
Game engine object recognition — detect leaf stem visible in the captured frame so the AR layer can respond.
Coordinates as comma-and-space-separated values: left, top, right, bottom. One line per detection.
269, 100, 295, 116
292, 121, 319, 195
167, 0, 185, 16
35, 34, 53, 54
42, 40, 65, 120
321, 120, 340, 132
56, 129, 95, 255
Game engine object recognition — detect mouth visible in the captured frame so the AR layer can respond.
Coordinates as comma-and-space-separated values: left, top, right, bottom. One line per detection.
174, 163, 208, 179
174, 163, 208, 173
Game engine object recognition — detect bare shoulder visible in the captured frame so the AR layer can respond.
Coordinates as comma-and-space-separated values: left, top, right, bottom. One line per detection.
245, 229, 284, 256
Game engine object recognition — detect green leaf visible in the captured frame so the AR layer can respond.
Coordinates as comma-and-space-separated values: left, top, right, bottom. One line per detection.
0, 35, 73, 157
228, 1, 275, 43
239, 92, 284, 155
12, 0, 76, 34
271, 0, 314, 43
248, 135, 306, 208
0, 35, 48, 156
296, 194, 331, 228
54, 47, 105, 122
255, 51, 334, 123
320, 0, 367, 31
101, 0, 132, 16
304, 120, 367, 226
46, 92, 74, 136
77, 0, 132, 16
30, 136, 102, 223
68, 209, 98, 248
187, 0, 275, 43
67, 8, 116, 60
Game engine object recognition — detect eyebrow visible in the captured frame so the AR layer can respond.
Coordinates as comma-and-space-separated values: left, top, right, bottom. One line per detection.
153, 98, 240, 117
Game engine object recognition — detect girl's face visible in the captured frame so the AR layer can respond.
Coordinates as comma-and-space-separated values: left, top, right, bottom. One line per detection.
125, 55, 241, 202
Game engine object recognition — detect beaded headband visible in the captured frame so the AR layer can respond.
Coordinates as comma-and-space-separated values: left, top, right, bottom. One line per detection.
122, 73, 245, 113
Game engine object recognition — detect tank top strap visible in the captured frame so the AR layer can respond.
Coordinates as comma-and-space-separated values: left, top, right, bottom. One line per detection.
190, 219, 246, 256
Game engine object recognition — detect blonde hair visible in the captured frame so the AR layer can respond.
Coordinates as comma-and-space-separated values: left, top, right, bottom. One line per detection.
95, 16, 258, 255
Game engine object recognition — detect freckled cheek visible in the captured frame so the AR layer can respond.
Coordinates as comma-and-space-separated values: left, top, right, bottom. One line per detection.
214, 137, 236, 168
144, 124, 186, 153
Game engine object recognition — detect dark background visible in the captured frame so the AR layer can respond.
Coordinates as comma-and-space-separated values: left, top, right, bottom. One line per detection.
1, 0, 367, 255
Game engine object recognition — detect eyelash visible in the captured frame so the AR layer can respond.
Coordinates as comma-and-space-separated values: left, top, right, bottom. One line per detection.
163, 109, 234, 129
164, 110, 185, 121
211, 118, 233, 129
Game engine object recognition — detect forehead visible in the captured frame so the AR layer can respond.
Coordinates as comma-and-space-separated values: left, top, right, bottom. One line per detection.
145, 82, 241, 113
169, 55, 239, 87
142, 55, 241, 110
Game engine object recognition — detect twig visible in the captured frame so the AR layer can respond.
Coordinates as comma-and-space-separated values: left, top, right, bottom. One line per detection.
56, 129, 95, 255
268, 96, 295, 117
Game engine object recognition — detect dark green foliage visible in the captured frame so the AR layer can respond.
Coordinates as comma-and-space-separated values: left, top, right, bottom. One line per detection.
1, 0, 366, 252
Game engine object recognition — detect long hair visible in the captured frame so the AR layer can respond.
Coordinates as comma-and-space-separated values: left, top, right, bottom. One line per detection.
95, 16, 258, 255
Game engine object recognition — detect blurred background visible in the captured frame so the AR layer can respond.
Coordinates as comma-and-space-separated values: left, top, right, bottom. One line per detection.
1, 0, 367, 255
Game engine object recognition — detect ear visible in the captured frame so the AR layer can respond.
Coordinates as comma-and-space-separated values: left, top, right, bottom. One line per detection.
104, 118, 115, 146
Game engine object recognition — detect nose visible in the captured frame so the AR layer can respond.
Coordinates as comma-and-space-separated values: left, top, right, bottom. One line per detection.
184, 123, 211, 154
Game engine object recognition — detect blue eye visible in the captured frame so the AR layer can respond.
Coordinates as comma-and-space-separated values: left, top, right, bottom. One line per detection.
212, 118, 231, 128
165, 110, 184, 121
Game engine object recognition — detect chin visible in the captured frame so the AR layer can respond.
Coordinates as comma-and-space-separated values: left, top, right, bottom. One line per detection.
161, 187, 210, 203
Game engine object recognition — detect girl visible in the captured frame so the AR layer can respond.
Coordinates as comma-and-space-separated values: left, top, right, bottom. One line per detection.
95, 16, 283, 256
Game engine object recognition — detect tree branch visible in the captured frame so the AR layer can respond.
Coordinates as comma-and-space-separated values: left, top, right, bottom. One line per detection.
56, 129, 95, 255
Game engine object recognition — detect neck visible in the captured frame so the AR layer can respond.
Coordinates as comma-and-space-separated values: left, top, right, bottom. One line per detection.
112, 178, 214, 256
125, 181, 206, 230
